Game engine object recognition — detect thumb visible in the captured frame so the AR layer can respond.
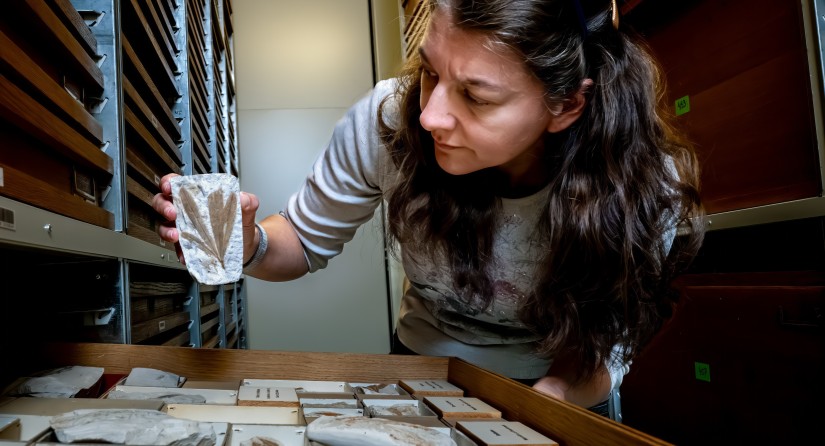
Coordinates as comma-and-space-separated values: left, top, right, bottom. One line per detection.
240, 192, 260, 261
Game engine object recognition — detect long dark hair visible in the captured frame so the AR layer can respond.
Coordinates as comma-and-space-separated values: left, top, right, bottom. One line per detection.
378, 0, 705, 382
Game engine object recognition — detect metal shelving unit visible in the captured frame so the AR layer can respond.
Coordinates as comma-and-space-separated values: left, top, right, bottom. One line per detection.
0, 0, 244, 354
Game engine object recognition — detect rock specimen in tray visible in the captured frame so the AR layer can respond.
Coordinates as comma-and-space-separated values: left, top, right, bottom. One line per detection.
239, 437, 284, 446
50, 409, 216, 446
353, 384, 400, 395
124, 368, 182, 388
8, 366, 103, 398
368, 404, 419, 417
170, 174, 242, 285
305, 416, 456, 446
107, 390, 207, 404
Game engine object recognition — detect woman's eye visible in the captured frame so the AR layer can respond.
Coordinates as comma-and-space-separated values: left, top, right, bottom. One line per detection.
423, 69, 437, 79
464, 90, 489, 106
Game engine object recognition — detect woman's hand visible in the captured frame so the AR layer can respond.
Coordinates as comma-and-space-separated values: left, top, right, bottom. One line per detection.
532, 352, 613, 408
151, 173, 261, 264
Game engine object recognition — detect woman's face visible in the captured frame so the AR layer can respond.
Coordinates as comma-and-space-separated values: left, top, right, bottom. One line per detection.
418, 8, 557, 181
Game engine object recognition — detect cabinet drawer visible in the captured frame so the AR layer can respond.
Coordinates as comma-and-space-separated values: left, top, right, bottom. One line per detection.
623, 272, 825, 444
1, 3, 112, 228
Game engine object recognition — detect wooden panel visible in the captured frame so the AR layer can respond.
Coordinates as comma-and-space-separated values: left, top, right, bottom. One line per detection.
122, 35, 181, 140
0, 29, 103, 145
124, 104, 182, 171
127, 175, 158, 208
681, 51, 819, 212
126, 145, 163, 188
448, 359, 669, 446
163, 330, 192, 347
13, 0, 104, 91
131, 294, 186, 324
50, 0, 97, 56
202, 334, 220, 348
123, 77, 180, 160
121, 0, 180, 98
125, 221, 167, 248
130, 281, 189, 298
131, 311, 191, 344
625, 0, 820, 214
141, 0, 179, 72
623, 272, 825, 444
0, 163, 113, 229
151, 0, 179, 54
0, 75, 112, 177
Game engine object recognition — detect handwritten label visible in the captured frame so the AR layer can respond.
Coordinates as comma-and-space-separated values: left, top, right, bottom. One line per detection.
675, 95, 691, 116
695, 361, 710, 382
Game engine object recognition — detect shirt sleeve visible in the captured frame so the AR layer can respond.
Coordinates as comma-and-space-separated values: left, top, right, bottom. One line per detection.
284, 79, 398, 272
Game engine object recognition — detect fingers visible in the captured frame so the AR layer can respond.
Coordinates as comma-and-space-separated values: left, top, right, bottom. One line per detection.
158, 220, 179, 244
159, 173, 180, 196
240, 191, 260, 228
152, 174, 180, 221
153, 174, 180, 246
240, 192, 260, 263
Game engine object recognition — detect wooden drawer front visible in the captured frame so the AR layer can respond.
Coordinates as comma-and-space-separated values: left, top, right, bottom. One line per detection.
626, 0, 820, 214
129, 263, 193, 346
200, 284, 221, 348
0, 2, 113, 228
188, 0, 213, 174
211, 0, 228, 174
622, 274, 825, 444
120, 0, 186, 247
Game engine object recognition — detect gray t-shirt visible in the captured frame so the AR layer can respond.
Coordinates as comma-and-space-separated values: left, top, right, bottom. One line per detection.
285, 79, 631, 384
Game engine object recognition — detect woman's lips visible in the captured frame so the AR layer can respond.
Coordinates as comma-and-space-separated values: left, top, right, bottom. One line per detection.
434, 140, 460, 152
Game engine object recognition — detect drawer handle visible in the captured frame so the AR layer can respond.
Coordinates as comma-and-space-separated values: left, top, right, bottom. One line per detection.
778, 306, 822, 330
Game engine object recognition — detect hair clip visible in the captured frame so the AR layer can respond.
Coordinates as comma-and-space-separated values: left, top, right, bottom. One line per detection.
611, 0, 619, 30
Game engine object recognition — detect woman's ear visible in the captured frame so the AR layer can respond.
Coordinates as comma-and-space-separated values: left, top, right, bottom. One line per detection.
546, 78, 593, 133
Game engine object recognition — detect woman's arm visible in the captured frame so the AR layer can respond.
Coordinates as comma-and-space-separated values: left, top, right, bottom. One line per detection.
242, 213, 309, 281
153, 176, 309, 281
532, 350, 613, 408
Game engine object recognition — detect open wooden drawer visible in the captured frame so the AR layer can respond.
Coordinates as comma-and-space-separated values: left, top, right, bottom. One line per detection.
17, 342, 670, 445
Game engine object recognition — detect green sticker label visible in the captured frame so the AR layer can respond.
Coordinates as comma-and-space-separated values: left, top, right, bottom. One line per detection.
694, 361, 710, 382
675, 95, 690, 116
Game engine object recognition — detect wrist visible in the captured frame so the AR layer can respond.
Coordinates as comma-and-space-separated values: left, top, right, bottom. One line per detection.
243, 223, 268, 272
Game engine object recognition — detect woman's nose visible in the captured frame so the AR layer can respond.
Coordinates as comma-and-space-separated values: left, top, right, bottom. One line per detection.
420, 86, 456, 132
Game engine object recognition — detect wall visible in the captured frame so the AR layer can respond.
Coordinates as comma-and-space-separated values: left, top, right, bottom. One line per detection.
233, 0, 392, 353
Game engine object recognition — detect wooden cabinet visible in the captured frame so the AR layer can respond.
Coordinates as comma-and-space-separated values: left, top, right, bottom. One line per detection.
621, 1, 825, 443
0, 0, 244, 353
623, 0, 824, 221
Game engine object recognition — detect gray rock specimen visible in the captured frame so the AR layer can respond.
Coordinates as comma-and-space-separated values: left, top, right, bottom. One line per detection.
10, 366, 103, 398
305, 416, 456, 446
124, 368, 181, 388
50, 409, 216, 446
170, 174, 243, 285
107, 390, 206, 404
239, 437, 284, 446
368, 404, 419, 417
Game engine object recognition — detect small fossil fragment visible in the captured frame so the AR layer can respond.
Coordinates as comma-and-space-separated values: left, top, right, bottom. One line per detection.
305, 416, 456, 446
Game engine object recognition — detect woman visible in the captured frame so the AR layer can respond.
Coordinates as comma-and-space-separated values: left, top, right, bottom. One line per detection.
153, 0, 704, 410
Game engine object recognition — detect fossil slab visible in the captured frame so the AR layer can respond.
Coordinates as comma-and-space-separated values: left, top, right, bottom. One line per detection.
368, 404, 420, 417
8, 366, 103, 398
124, 368, 182, 388
305, 416, 456, 446
170, 174, 242, 285
107, 390, 206, 404
50, 409, 216, 445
